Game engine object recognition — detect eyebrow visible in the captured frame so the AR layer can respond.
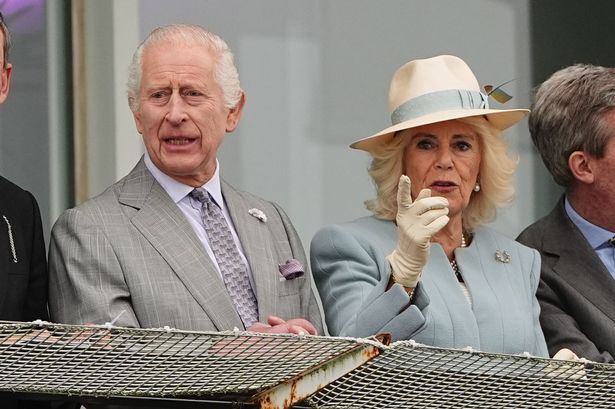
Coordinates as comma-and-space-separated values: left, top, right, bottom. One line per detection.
412, 132, 476, 139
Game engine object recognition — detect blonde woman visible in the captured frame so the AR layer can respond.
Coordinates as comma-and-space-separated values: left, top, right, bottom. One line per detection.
311, 55, 549, 355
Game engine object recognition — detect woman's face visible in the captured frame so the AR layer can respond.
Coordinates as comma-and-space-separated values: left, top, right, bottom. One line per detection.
401, 120, 482, 217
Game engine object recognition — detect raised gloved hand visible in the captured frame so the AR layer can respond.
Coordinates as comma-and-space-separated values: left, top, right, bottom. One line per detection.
387, 175, 449, 289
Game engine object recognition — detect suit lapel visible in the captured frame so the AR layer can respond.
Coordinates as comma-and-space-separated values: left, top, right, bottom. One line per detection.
544, 199, 615, 323
222, 181, 279, 321
119, 160, 243, 330
0, 210, 10, 313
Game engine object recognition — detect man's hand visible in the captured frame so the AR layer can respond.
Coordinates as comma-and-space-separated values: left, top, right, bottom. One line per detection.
553, 348, 580, 361
210, 317, 318, 359
548, 348, 587, 380
387, 175, 449, 288
247, 315, 318, 335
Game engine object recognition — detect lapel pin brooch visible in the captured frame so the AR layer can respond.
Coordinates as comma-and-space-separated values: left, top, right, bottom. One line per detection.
279, 259, 305, 281
248, 208, 267, 223
495, 250, 511, 264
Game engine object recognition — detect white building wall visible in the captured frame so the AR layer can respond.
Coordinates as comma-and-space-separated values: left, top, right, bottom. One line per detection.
101, 0, 534, 247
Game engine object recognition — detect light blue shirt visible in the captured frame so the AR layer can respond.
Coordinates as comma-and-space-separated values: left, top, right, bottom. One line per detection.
143, 153, 255, 287
565, 196, 615, 280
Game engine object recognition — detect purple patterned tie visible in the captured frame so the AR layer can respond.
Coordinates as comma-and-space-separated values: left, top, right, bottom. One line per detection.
190, 188, 258, 327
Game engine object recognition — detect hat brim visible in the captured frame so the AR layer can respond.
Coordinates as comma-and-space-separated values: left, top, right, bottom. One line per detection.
350, 108, 529, 152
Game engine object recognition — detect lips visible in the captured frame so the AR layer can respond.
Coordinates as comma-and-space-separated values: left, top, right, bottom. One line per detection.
162, 136, 197, 145
431, 180, 458, 188
165, 138, 192, 145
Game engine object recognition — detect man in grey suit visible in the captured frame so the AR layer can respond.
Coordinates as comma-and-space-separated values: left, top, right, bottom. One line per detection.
49, 24, 322, 336
517, 64, 615, 363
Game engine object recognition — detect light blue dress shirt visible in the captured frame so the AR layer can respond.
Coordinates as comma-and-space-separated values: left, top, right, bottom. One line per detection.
565, 196, 615, 280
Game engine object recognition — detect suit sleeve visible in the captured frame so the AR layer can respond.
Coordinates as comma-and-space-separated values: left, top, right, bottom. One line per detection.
272, 202, 324, 335
528, 248, 549, 357
22, 192, 49, 321
48, 207, 140, 327
310, 224, 426, 340
518, 228, 614, 362
537, 264, 614, 362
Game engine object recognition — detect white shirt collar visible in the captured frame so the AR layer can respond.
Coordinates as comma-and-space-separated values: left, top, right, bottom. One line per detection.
143, 152, 224, 207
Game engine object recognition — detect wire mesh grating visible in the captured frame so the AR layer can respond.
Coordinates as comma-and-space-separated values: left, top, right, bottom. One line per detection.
307, 340, 615, 408
0, 321, 367, 401
2, 322, 615, 408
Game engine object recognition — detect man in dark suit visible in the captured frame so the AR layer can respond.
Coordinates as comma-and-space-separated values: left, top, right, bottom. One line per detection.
0, 10, 57, 409
517, 64, 615, 363
49, 24, 323, 337
0, 12, 48, 323
0, 176, 47, 322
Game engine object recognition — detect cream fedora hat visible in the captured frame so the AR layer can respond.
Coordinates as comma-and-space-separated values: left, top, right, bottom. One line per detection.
350, 55, 529, 151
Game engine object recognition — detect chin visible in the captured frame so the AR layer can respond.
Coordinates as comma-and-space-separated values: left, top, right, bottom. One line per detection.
157, 161, 193, 176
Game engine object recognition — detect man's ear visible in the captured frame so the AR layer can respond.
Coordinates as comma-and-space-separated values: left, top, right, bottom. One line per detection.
0, 63, 12, 104
226, 91, 246, 132
129, 97, 144, 134
132, 109, 144, 134
569, 151, 595, 184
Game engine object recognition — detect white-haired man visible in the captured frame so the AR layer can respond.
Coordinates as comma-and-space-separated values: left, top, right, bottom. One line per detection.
49, 24, 323, 336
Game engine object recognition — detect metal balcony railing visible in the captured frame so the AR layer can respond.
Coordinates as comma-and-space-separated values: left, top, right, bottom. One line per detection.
0, 321, 611, 408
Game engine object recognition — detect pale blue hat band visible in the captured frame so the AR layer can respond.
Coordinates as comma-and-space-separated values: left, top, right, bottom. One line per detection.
390, 89, 489, 125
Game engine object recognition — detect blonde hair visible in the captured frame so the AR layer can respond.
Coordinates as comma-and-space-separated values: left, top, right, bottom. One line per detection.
365, 117, 518, 231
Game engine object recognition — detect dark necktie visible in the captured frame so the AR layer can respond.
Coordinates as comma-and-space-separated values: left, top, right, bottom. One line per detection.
190, 188, 258, 327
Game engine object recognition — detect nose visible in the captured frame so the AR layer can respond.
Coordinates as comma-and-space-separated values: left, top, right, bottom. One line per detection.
165, 94, 188, 125
435, 147, 454, 170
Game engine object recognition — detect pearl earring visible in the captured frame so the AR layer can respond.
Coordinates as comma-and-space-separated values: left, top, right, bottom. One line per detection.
474, 182, 481, 192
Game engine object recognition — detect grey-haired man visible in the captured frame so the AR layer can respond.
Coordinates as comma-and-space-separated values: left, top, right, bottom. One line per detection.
518, 63, 615, 363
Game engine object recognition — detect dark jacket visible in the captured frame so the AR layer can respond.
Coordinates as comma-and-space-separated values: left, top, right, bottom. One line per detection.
0, 175, 50, 408
0, 175, 48, 321
517, 196, 615, 363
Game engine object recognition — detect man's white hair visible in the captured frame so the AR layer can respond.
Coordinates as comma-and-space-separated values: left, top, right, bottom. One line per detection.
127, 24, 242, 112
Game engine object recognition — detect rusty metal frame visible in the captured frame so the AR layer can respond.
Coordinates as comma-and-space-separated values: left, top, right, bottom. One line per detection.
254, 334, 390, 409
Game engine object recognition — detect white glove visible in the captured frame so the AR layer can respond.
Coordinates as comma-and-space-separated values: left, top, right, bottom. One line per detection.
387, 175, 449, 288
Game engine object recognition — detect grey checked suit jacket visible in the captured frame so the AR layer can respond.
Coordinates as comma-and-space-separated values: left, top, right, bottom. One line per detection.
48, 159, 323, 333
518, 196, 615, 363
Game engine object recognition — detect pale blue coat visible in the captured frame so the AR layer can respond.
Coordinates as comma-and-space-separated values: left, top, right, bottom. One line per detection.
311, 216, 548, 356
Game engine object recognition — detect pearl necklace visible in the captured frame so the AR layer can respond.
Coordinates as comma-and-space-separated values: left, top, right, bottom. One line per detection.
450, 233, 467, 282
